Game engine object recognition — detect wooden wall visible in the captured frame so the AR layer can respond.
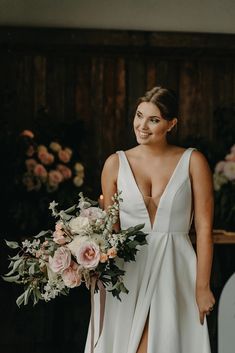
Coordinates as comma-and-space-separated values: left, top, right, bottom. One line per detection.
1, 27, 235, 195
0, 26, 235, 353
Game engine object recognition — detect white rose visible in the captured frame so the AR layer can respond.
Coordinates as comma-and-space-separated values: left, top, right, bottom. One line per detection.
67, 235, 89, 256
69, 216, 90, 234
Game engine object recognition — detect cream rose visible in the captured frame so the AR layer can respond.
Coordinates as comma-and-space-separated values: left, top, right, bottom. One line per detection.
67, 235, 89, 255
69, 216, 90, 234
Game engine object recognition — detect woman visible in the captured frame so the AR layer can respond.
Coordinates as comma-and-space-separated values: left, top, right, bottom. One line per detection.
84, 86, 215, 353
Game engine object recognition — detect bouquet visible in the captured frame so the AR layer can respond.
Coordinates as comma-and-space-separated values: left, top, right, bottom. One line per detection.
2, 191, 148, 352
20, 129, 85, 193
213, 144, 235, 230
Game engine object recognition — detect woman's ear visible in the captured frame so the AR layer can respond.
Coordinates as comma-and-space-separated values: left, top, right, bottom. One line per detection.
167, 118, 178, 132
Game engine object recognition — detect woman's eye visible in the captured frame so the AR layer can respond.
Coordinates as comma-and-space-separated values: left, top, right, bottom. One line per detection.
136, 113, 142, 119
150, 118, 159, 123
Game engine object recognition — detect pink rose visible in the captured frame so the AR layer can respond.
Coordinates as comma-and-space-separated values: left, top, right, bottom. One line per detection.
48, 170, 63, 186
21, 130, 34, 139
107, 247, 117, 259
56, 164, 72, 179
80, 207, 104, 222
61, 261, 82, 288
34, 164, 48, 180
75, 241, 100, 269
58, 149, 71, 163
49, 246, 71, 273
38, 151, 54, 165
215, 161, 226, 174
25, 158, 37, 172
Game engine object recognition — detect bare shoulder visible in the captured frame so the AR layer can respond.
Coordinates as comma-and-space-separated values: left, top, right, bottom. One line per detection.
189, 149, 211, 170
189, 149, 213, 183
101, 153, 119, 183
103, 152, 119, 168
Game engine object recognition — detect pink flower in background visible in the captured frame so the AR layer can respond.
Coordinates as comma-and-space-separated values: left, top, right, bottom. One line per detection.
49, 246, 71, 273
64, 147, 73, 158
56, 164, 72, 180
230, 144, 235, 154
215, 161, 226, 174
49, 142, 62, 152
225, 153, 235, 162
75, 241, 100, 269
58, 149, 71, 163
22, 173, 41, 191
38, 151, 54, 165
223, 161, 235, 181
21, 130, 34, 139
61, 261, 82, 288
73, 175, 84, 187
38, 145, 48, 152
34, 164, 48, 179
26, 145, 35, 157
48, 170, 63, 186
25, 158, 37, 172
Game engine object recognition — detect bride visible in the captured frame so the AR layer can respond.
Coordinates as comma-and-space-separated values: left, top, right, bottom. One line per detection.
85, 86, 215, 353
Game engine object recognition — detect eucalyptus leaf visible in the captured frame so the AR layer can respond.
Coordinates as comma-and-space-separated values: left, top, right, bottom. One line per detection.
4, 258, 23, 276
2, 274, 20, 282
5, 240, 20, 249
16, 292, 26, 307
34, 230, 52, 238
29, 263, 36, 275
24, 287, 32, 305
9, 253, 20, 260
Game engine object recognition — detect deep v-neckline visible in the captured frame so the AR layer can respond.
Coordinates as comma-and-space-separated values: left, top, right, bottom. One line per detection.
121, 148, 189, 231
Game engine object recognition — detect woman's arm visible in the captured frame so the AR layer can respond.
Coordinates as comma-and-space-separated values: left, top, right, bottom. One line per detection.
190, 150, 216, 325
101, 153, 120, 233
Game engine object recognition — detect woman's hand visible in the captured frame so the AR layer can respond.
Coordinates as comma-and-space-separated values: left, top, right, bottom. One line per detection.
196, 286, 216, 325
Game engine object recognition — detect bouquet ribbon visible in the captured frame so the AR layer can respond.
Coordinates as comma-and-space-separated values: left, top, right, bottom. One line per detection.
90, 275, 106, 353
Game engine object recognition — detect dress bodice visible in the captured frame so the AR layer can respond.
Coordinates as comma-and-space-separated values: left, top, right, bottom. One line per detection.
116, 148, 196, 234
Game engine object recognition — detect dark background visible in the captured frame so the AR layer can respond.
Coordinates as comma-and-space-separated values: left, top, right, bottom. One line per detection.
0, 27, 235, 353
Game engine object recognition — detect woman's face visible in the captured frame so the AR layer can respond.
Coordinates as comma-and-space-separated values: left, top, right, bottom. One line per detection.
133, 102, 176, 145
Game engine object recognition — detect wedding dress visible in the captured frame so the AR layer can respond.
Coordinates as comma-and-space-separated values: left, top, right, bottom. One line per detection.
84, 147, 211, 353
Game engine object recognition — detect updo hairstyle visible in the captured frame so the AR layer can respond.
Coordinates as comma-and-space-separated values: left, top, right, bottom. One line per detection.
136, 86, 179, 122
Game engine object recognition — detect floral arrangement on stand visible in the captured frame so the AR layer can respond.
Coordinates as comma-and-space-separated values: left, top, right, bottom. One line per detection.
20, 130, 84, 193
2, 192, 148, 353
10, 129, 86, 234
213, 144, 235, 231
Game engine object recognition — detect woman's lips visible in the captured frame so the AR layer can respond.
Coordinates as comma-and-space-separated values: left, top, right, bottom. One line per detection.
138, 130, 151, 138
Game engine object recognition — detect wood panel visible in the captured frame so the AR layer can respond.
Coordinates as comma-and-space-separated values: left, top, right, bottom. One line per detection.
0, 27, 235, 191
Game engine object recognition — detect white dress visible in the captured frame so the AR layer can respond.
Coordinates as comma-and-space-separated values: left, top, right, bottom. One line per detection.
84, 147, 211, 353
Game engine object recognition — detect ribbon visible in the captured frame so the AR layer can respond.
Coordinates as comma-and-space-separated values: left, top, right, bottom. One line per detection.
90, 276, 106, 353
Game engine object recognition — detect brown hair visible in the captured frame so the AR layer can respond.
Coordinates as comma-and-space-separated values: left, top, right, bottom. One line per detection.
136, 86, 179, 121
